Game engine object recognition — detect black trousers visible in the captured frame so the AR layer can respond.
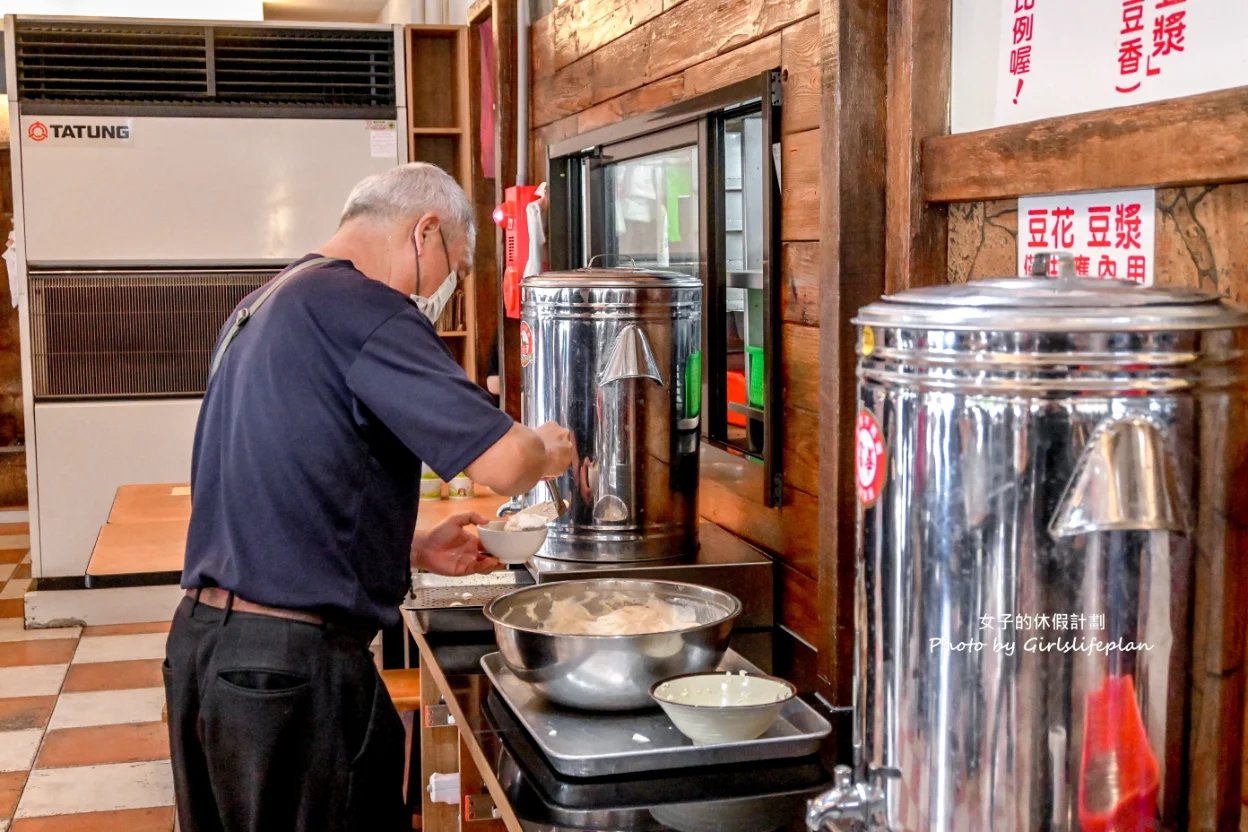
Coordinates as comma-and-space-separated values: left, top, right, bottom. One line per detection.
164, 596, 408, 832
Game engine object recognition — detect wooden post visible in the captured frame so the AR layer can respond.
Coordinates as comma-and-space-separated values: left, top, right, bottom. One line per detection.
815, 0, 889, 703
885, 0, 951, 293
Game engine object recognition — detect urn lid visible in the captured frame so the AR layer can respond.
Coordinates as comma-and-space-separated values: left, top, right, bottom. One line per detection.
855, 276, 1248, 332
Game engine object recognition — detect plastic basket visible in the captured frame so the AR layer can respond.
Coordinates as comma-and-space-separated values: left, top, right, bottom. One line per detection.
745, 345, 765, 408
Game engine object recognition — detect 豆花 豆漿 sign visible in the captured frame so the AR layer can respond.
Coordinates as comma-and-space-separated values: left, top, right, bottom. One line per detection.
1016, 189, 1156, 286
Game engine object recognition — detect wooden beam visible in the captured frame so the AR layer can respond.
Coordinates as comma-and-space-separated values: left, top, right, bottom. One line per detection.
885, 0, 949, 292
817, 0, 888, 702
467, 0, 491, 24
492, 0, 521, 419
923, 85, 1248, 203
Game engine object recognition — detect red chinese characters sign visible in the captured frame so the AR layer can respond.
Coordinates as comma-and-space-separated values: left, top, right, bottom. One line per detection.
995, 0, 1247, 127
1017, 190, 1156, 286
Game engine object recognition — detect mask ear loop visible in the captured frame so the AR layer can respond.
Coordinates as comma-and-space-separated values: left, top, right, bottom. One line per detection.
412, 227, 424, 296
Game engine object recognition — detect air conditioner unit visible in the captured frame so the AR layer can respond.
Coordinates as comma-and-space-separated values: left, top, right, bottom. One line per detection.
6, 15, 409, 579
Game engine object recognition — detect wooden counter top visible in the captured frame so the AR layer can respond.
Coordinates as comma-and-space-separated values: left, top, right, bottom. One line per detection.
86, 484, 512, 586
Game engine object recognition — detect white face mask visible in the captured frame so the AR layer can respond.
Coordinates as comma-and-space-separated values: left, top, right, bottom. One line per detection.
411, 227, 457, 323
412, 270, 457, 323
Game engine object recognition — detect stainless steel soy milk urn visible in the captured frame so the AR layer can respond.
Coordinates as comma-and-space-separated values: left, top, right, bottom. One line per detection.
809, 273, 1248, 832
519, 266, 702, 562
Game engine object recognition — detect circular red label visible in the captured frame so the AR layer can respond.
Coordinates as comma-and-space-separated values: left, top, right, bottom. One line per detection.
855, 410, 887, 506
519, 321, 533, 367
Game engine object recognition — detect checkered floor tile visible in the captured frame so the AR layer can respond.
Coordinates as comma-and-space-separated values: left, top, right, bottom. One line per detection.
0, 615, 174, 831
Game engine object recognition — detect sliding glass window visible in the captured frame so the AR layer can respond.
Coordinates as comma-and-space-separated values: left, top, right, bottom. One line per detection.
547, 72, 783, 506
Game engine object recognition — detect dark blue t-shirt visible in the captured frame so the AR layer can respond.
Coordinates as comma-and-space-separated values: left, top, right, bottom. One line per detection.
182, 256, 514, 629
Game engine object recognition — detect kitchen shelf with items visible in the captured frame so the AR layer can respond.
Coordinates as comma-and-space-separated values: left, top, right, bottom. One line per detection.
406, 23, 477, 382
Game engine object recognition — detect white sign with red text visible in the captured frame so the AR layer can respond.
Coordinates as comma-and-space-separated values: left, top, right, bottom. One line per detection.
996, 0, 1248, 127
1017, 190, 1156, 286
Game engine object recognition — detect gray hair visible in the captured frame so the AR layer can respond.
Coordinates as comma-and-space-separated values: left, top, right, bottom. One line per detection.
340, 162, 476, 259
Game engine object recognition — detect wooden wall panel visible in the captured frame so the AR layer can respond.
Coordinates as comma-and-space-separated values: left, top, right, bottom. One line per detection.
781, 324, 819, 417
682, 31, 781, 97
533, 0, 815, 126
783, 405, 820, 497
699, 478, 819, 579
780, 15, 820, 135
778, 563, 820, 646
574, 75, 687, 134
550, 0, 665, 72
947, 184, 1248, 304
531, 58, 594, 128
781, 241, 820, 326
780, 128, 821, 241
530, 14, 554, 80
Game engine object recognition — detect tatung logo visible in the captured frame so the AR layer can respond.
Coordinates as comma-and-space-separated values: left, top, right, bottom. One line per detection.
26, 119, 134, 146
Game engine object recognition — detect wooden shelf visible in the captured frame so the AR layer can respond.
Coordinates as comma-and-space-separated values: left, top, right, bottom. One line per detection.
406, 24, 479, 383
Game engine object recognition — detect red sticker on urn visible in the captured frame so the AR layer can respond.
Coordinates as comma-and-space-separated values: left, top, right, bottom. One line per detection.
855, 410, 887, 507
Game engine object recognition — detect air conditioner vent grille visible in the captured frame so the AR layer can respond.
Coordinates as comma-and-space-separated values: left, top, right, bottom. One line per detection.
15, 21, 396, 111
213, 28, 395, 108
29, 271, 274, 400
15, 23, 209, 103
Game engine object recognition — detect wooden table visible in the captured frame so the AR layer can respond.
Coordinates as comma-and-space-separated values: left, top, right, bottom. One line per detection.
107, 482, 192, 524
85, 519, 188, 588
416, 491, 509, 531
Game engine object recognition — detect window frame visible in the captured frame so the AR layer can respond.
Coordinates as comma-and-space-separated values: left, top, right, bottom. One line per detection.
546, 70, 784, 507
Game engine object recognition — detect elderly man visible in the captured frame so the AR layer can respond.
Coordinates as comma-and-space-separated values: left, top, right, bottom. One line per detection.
164, 163, 572, 831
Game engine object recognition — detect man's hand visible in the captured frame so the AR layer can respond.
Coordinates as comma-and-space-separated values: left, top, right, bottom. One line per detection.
412, 512, 500, 576
534, 421, 574, 479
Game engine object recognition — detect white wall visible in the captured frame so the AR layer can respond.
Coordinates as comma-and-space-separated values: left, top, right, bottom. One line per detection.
950, 0, 1004, 134
0, 1, 263, 19
378, 0, 470, 23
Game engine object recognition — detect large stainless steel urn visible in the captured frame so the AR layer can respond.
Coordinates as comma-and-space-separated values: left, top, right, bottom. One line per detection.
519, 266, 701, 562
810, 273, 1248, 832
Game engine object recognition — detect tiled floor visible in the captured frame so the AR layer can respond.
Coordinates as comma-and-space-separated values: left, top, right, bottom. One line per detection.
0, 618, 175, 831
0, 522, 31, 622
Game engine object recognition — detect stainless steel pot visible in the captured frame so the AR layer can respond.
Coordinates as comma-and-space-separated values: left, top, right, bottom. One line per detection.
810, 273, 1248, 832
519, 267, 702, 562
484, 579, 740, 710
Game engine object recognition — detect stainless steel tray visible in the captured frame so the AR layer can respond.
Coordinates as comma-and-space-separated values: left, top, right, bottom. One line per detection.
481, 650, 831, 777
402, 570, 532, 633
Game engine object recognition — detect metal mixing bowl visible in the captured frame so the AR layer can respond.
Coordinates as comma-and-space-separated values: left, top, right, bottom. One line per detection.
484, 579, 742, 711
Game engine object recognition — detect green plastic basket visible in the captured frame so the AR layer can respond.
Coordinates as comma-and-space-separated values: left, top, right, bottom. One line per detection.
685, 350, 702, 419
745, 345, 765, 408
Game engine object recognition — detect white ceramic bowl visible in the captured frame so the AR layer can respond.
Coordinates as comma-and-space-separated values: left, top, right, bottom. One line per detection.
476, 520, 548, 565
650, 671, 797, 744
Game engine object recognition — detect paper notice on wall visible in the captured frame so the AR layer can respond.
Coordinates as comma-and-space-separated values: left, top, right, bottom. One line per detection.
2, 232, 17, 309
368, 120, 398, 159
1017, 189, 1156, 286
996, 0, 1248, 127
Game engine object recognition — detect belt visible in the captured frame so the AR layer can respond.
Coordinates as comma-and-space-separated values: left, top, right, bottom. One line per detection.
187, 587, 325, 627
